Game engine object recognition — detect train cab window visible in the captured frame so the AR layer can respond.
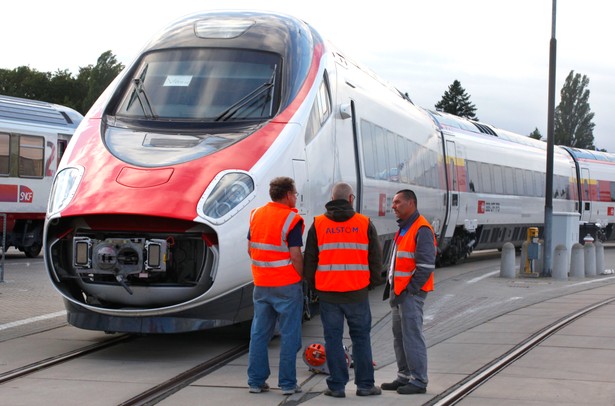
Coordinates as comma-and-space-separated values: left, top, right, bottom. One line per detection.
18, 135, 44, 178
305, 74, 332, 144
113, 48, 281, 122
0, 132, 9, 175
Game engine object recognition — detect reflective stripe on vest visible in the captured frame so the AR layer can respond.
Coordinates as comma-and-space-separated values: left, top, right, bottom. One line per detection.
249, 202, 303, 287
314, 213, 371, 292
393, 215, 436, 295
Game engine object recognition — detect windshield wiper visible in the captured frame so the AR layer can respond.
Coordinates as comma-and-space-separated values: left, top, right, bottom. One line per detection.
215, 69, 276, 122
126, 65, 157, 118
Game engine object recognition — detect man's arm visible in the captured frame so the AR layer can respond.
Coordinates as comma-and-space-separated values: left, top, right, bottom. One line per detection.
367, 221, 384, 288
289, 246, 303, 278
407, 225, 436, 294
303, 224, 319, 289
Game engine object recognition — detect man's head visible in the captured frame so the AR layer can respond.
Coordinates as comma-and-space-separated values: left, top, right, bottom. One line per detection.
269, 176, 298, 208
392, 189, 417, 221
331, 182, 354, 205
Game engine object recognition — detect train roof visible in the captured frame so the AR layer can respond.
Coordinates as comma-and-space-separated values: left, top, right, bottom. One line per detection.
0, 95, 83, 130
562, 146, 615, 163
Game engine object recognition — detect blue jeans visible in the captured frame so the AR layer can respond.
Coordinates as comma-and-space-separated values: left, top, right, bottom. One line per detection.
247, 282, 303, 390
391, 292, 428, 388
319, 299, 374, 391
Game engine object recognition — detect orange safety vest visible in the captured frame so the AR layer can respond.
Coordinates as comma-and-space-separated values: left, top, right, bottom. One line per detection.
393, 215, 436, 295
314, 213, 371, 292
249, 202, 303, 287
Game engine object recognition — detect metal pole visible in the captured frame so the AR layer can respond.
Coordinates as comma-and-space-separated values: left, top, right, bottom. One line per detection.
0, 213, 6, 283
543, 0, 557, 277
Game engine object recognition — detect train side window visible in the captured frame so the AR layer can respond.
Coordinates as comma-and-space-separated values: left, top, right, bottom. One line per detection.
534, 172, 544, 197
0, 132, 9, 175
374, 126, 388, 180
466, 160, 479, 192
18, 135, 45, 178
480, 162, 492, 193
386, 131, 399, 182
361, 120, 376, 179
524, 170, 534, 196
610, 182, 615, 202
503, 167, 514, 194
398, 136, 410, 183
493, 165, 504, 194
514, 168, 525, 195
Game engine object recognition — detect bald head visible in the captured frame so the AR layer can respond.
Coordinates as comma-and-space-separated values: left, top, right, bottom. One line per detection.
331, 182, 353, 201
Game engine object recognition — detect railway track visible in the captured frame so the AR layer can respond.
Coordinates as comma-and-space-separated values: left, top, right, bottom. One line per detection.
426, 295, 615, 406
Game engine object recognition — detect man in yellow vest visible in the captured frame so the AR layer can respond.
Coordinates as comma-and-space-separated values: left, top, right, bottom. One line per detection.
380, 189, 436, 395
247, 177, 304, 396
304, 182, 383, 398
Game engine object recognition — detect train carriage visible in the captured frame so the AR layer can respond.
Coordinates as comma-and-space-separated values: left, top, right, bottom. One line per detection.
0, 95, 82, 257
44, 10, 615, 333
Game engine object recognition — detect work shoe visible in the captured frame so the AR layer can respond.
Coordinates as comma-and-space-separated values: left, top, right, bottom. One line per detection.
397, 383, 427, 395
282, 385, 302, 395
324, 388, 346, 398
380, 380, 405, 391
356, 386, 382, 396
249, 382, 270, 393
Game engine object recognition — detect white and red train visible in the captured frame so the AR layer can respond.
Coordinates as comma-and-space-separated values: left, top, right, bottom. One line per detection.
44, 11, 615, 333
0, 95, 81, 257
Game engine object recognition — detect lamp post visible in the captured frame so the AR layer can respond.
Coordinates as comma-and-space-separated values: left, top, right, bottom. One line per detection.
543, 0, 557, 277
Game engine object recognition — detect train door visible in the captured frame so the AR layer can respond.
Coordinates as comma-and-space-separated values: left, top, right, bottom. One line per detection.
444, 140, 460, 237
580, 167, 592, 223
292, 159, 307, 216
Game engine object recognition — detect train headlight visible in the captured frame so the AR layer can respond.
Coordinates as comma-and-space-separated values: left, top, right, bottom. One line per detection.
200, 172, 255, 223
48, 166, 83, 215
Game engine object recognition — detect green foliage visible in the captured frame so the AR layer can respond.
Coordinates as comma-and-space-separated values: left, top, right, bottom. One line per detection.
435, 80, 478, 120
529, 127, 542, 140
0, 50, 124, 115
554, 70, 595, 149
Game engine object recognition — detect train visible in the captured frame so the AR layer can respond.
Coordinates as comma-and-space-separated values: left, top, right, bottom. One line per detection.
0, 95, 82, 257
44, 10, 615, 334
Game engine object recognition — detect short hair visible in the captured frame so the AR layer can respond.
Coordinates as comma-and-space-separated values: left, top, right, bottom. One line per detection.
331, 182, 353, 201
396, 189, 417, 205
269, 177, 296, 201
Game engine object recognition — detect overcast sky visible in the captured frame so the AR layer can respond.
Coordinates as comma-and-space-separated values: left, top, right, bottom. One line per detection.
3, 0, 613, 150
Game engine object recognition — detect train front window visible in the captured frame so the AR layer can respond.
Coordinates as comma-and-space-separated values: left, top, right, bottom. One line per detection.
114, 48, 281, 122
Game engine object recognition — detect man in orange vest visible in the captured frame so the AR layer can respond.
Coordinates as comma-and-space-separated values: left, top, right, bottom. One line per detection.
304, 182, 383, 398
380, 189, 436, 395
247, 177, 304, 396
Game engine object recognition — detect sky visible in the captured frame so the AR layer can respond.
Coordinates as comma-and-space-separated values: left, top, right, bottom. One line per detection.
2, 0, 613, 150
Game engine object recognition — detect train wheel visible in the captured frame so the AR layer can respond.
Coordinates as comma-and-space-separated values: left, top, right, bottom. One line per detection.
24, 243, 42, 258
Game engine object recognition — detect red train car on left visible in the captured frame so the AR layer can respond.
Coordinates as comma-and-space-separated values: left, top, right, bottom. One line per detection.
0, 95, 83, 257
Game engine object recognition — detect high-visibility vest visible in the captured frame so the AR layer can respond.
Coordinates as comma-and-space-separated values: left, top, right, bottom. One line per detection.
314, 213, 371, 292
249, 202, 303, 287
393, 215, 436, 295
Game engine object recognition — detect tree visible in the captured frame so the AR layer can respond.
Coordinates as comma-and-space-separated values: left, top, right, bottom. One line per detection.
77, 50, 124, 112
0, 51, 124, 115
435, 80, 478, 120
529, 127, 542, 140
554, 70, 595, 149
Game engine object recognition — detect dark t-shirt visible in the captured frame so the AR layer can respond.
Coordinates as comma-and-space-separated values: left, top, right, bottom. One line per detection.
247, 220, 304, 247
